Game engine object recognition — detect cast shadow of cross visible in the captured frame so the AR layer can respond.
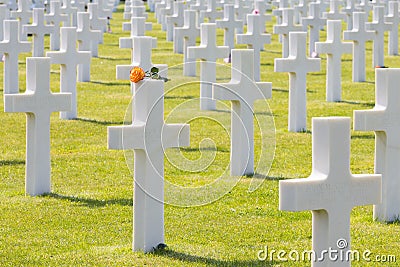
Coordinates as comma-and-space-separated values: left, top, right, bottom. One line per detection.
152, 249, 280, 266
42, 193, 132, 208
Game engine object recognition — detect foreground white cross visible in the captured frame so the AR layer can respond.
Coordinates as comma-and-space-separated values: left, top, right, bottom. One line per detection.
343, 12, 375, 82
280, 117, 381, 267
354, 68, 400, 222
187, 23, 229, 110
108, 79, 190, 252
4, 57, 71, 196
274, 32, 320, 132
0, 20, 31, 94
315, 20, 352, 102
213, 49, 271, 176
46, 27, 91, 120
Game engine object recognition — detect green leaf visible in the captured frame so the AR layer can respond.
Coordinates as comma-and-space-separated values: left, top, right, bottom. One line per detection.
150, 67, 159, 73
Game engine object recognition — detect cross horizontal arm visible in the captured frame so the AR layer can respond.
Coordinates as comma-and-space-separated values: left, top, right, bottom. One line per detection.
108, 123, 146, 150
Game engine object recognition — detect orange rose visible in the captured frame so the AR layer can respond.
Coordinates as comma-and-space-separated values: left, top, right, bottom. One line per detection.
130, 67, 145, 83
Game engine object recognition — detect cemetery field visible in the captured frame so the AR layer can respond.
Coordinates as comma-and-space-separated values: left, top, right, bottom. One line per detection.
1, 3, 400, 266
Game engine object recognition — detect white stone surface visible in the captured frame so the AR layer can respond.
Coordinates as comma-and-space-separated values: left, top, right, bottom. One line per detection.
216, 4, 243, 50
344, 12, 375, 82
7, 0, 17, 11
366, 6, 391, 67
342, 0, 356, 30
315, 20, 352, 102
107, 79, 190, 253
237, 14, 271, 82
45, 0, 69, 51
187, 23, 229, 110
280, 117, 381, 267
273, 8, 304, 58
46, 27, 91, 120
323, 0, 346, 21
294, 0, 310, 24
0, 20, 31, 94
302, 2, 327, 56
212, 49, 272, 176
274, 32, 320, 132
385, 1, 399, 56
122, 16, 152, 33
354, 68, 400, 222
24, 8, 54, 57
4, 57, 71, 196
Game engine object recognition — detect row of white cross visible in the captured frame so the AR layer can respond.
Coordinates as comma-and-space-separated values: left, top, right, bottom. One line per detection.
2, 0, 399, 264
1, 0, 119, 194
110, 0, 400, 260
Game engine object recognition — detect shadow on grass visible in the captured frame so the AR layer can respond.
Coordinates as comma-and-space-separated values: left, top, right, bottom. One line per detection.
90, 80, 126, 86
73, 117, 124, 126
243, 173, 285, 181
43, 193, 133, 208
153, 249, 278, 266
339, 100, 375, 108
164, 95, 195, 100
272, 88, 288, 93
0, 159, 25, 166
351, 134, 375, 140
179, 146, 229, 153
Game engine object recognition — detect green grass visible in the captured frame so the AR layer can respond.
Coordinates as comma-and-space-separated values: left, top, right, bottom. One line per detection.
0, 4, 400, 266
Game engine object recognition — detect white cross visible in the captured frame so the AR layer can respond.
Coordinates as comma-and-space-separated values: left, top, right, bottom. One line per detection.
4, 57, 71, 196
77, 11, 102, 58
120, 17, 155, 54
315, 20, 352, 102
10, 0, 32, 41
200, 0, 223, 23
116, 36, 168, 88
323, 0, 347, 21
237, 14, 271, 82
187, 23, 230, 110
302, 2, 327, 56
77, 12, 101, 82
356, 0, 372, 14
88, 3, 107, 34
94, 0, 113, 19
385, 1, 399, 56
174, 10, 199, 76
234, 0, 252, 25
159, 0, 174, 31
122, 15, 152, 33
165, 1, 184, 42
124, 6, 148, 20
354, 68, 400, 222
273, 8, 304, 58
254, 0, 272, 27
24, 8, 54, 57
343, 12, 375, 82
0, 20, 31, 94
274, 32, 321, 132
45, 0, 69, 51
46, 27, 91, 120
61, 0, 78, 27
107, 79, 190, 253
0, 5, 10, 41
280, 117, 381, 266
342, 0, 356, 30
212, 49, 272, 176
366, 6, 391, 67
216, 4, 243, 50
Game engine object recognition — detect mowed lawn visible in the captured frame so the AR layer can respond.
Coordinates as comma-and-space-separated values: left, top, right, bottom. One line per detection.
0, 3, 400, 266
